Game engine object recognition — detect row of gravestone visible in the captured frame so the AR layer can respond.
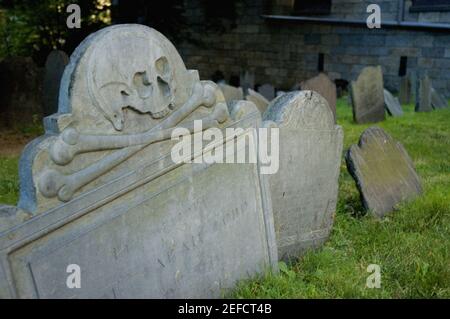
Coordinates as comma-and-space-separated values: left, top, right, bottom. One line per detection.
350, 66, 448, 124
0, 25, 423, 299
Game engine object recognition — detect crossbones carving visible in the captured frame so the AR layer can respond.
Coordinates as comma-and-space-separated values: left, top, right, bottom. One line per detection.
39, 81, 229, 202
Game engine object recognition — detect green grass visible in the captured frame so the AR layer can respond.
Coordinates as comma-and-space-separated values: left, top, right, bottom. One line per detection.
0, 100, 448, 298
232, 99, 450, 299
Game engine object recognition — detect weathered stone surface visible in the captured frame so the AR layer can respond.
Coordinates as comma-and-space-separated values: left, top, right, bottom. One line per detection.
350, 66, 385, 124
0, 25, 277, 298
246, 88, 270, 114
399, 76, 411, 105
384, 88, 403, 117
257, 83, 275, 101
301, 73, 337, 122
416, 75, 432, 112
0, 57, 43, 127
431, 87, 448, 109
43, 50, 69, 116
346, 127, 422, 218
263, 90, 343, 260
219, 83, 244, 103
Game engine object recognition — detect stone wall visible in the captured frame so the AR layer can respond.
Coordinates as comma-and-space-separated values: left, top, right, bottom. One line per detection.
177, 0, 450, 97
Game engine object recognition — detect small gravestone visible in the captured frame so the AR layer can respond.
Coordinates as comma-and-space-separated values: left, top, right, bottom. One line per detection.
0, 25, 277, 298
257, 84, 275, 101
399, 76, 411, 105
416, 75, 432, 112
431, 88, 448, 109
350, 66, 385, 124
219, 83, 244, 103
346, 127, 422, 218
246, 88, 270, 114
43, 50, 69, 116
301, 73, 337, 122
264, 91, 343, 260
240, 70, 254, 95
384, 89, 403, 116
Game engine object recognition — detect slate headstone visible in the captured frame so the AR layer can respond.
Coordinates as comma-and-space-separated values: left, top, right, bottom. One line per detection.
264, 91, 343, 260
416, 75, 432, 112
240, 70, 254, 95
257, 83, 275, 101
431, 87, 448, 109
350, 66, 385, 124
246, 88, 270, 114
301, 73, 337, 122
346, 127, 422, 218
43, 50, 69, 116
384, 88, 403, 117
399, 76, 411, 105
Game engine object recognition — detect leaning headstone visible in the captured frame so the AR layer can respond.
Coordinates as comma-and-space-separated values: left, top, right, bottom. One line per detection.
416, 75, 432, 112
346, 127, 422, 218
431, 87, 448, 109
246, 88, 270, 114
350, 66, 385, 124
240, 70, 254, 95
0, 25, 278, 299
399, 76, 411, 105
384, 88, 403, 116
257, 84, 275, 101
301, 73, 337, 122
219, 83, 244, 103
43, 50, 69, 116
263, 91, 343, 260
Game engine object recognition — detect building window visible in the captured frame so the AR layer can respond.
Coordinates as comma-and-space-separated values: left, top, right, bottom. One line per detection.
410, 0, 450, 12
293, 0, 332, 15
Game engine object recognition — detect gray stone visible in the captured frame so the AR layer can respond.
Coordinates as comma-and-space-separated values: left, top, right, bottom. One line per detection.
384, 88, 403, 117
346, 127, 422, 218
0, 25, 277, 298
240, 70, 254, 95
431, 87, 448, 109
246, 88, 270, 114
263, 91, 343, 260
416, 75, 433, 112
257, 84, 275, 101
301, 73, 337, 122
350, 66, 385, 124
219, 83, 244, 103
399, 76, 411, 105
43, 50, 69, 116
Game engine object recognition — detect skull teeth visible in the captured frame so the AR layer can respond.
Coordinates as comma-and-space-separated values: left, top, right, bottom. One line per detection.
151, 107, 171, 119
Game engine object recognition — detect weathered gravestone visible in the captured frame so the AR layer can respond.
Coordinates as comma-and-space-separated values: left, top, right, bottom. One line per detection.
301, 73, 337, 122
399, 75, 411, 105
0, 25, 278, 298
246, 88, 270, 114
346, 127, 422, 218
43, 50, 69, 116
384, 88, 403, 117
350, 66, 385, 124
263, 91, 343, 260
416, 75, 432, 112
257, 84, 275, 101
218, 83, 244, 103
240, 70, 254, 95
431, 87, 448, 109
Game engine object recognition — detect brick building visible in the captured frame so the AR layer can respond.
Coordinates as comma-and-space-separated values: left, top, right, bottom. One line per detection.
176, 0, 450, 97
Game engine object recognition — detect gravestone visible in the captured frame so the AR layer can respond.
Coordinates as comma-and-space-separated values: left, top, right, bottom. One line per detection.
0, 25, 278, 299
246, 88, 270, 114
301, 73, 337, 122
263, 91, 343, 260
257, 84, 275, 101
384, 88, 403, 117
350, 66, 385, 124
431, 88, 448, 109
219, 83, 244, 103
416, 75, 432, 112
240, 70, 254, 95
43, 50, 69, 116
399, 76, 411, 105
346, 127, 422, 218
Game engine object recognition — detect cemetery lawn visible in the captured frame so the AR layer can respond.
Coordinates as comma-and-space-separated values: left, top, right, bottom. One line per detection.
0, 99, 448, 298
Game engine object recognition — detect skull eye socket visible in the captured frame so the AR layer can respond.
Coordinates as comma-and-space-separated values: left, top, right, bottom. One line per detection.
155, 56, 170, 77
133, 71, 153, 99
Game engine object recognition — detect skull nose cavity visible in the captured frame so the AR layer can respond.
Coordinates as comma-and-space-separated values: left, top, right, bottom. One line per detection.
157, 76, 171, 100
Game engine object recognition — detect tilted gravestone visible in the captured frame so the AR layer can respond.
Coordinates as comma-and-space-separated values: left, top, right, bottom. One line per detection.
257, 84, 275, 101
263, 91, 343, 260
0, 25, 278, 298
219, 83, 244, 103
301, 73, 337, 122
431, 87, 448, 109
350, 66, 385, 124
43, 50, 69, 116
346, 127, 422, 218
384, 88, 403, 117
246, 88, 270, 114
416, 75, 432, 112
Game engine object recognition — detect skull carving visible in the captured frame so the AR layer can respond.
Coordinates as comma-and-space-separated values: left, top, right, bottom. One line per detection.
88, 34, 176, 131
